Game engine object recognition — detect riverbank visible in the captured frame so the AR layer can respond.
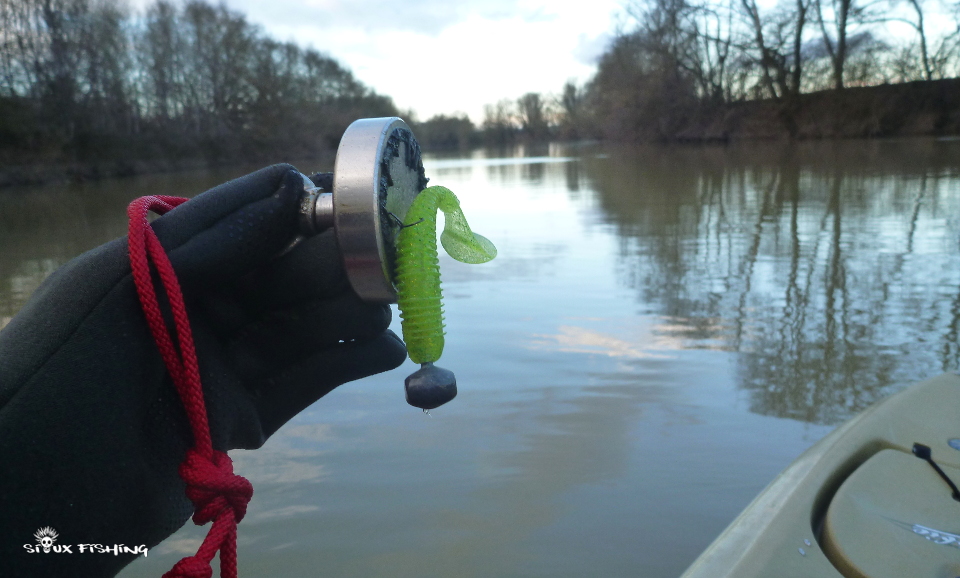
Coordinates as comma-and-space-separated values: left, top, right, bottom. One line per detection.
0, 158, 210, 189
0, 149, 338, 190
4, 79, 959, 189
678, 78, 960, 142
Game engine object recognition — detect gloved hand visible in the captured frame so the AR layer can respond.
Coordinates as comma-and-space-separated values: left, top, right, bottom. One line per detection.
0, 164, 407, 577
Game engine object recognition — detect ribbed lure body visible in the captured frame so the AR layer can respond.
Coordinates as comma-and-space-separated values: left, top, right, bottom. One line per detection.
395, 186, 496, 364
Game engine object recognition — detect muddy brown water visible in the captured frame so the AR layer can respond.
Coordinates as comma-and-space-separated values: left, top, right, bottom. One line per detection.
3, 138, 959, 577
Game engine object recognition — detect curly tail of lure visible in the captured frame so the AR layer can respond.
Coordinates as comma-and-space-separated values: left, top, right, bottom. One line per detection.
395, 185, 497, 410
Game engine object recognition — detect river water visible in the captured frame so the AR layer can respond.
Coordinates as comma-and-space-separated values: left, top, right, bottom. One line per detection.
3, 138, 960, 577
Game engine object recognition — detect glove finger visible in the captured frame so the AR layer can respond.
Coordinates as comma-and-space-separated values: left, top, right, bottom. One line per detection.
152, 164, 304, 291
254, 330, 407, 438
229, 295, 393, 380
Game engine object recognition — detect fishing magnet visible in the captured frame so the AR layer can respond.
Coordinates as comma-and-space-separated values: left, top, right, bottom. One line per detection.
293, 118, 496, 411
295, 118, 464, 411
296, 117, 427, 303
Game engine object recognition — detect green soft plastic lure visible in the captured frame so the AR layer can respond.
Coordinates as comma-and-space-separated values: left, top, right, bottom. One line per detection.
394, 185, 496, 410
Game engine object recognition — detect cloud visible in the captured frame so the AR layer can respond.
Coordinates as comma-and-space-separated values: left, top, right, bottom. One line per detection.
528, 325, 675, 359
222, 0, 534, 37
126, 0, 620, 121
573, 32, 613, 65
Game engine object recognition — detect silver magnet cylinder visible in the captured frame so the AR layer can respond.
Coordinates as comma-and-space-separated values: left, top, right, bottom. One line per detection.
297, 117, 426, 304
297, 173, 333, 235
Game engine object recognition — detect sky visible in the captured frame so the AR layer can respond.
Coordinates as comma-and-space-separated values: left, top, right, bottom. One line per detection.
130, 0, 624, 124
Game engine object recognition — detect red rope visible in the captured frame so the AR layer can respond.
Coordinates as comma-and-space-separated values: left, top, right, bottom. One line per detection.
127, 196, 253, 578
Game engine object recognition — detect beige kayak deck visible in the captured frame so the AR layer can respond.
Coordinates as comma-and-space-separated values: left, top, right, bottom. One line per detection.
681, 373, 960, 578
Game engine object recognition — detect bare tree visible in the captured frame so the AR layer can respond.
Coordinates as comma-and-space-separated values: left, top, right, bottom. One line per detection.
887, 0, 960, 80
516, 92, 550, 140
557, 80, 586, 139
140, 0, 183, 126
0, 0, 43, 97
814, 0, 879, 88
905, 0, 933, 78
689, 0, 736, 103
628, 0, 740, 103
741, 0, 812, 99
482, 98, 518, 144
0, 0, 400, 165
78, 0, 134, 137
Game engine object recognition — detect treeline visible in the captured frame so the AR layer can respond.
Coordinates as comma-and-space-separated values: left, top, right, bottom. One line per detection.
584, 0, 960, 140
4, 0, 958, 169
0, 0, 397, 171
424, 0, 960, 146
412, 92, 563, 150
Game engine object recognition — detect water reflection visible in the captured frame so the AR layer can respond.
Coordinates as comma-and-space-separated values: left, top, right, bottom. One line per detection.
0, 182, 131, 327
585, 140, 960, 424
0, 163, 292, 328
4, 144, 959, 430
564, 159, 582, 193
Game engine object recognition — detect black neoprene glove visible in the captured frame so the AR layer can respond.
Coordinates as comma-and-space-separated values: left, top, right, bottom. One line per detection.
0, 164, 407, 577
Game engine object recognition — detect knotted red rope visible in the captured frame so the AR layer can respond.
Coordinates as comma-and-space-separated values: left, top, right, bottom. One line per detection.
127, 196, 253, 578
